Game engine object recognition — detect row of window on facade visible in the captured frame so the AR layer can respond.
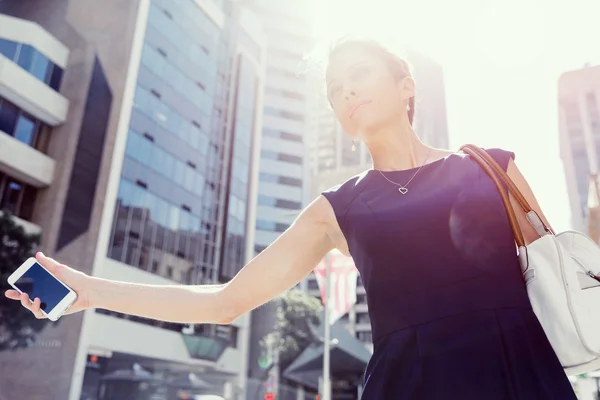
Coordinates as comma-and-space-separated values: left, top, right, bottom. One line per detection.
264, 105, 304, 122
110, 177, 213, 270
0, 97, 49, 151
134, 85, 212, 149
263, 127, 303, 143
0, 38, 63, 91
125, 128, 210, 198
562, 95, 600, 219
147, 1, 219, 67
140, 43, 215, 116
0, 173, 36, 221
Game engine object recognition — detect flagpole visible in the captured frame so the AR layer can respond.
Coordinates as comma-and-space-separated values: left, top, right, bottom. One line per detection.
323, 252, 331, 400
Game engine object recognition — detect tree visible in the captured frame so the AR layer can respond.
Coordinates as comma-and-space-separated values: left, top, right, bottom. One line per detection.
0, 210, 44, 351
260, 288, 322, 372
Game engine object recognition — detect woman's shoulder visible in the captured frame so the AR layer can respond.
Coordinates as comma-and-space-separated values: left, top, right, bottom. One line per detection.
320, 170, 371, 215
461, 146, 516, 172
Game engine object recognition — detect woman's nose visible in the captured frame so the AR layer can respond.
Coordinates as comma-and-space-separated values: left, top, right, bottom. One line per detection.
345, 90, 357, 101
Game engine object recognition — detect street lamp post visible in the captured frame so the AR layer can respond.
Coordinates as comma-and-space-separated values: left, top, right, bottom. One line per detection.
322, 251, 331, 400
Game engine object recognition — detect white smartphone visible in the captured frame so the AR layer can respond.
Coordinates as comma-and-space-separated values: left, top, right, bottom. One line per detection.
7, 257, 77, 321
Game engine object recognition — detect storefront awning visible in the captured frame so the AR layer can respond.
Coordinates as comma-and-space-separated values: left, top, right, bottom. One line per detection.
283, 312, 371, 389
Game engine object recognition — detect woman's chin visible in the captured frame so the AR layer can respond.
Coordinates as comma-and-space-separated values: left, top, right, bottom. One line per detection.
353, 116, 387, 137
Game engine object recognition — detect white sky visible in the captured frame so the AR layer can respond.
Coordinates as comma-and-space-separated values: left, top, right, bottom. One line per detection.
313, 0, 600, 232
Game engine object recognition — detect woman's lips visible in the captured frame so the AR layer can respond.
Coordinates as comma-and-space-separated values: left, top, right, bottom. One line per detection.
348, 100, 372, 118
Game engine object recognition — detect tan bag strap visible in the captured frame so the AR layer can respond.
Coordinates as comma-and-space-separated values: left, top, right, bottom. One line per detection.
461, 144, 533, 213
459, 144, 526, 248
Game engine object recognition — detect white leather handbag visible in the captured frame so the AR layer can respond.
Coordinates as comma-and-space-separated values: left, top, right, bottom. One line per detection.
462, 144, 600, 376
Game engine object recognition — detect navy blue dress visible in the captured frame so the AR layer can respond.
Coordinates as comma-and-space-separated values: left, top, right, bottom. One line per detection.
322, 149, 577, 399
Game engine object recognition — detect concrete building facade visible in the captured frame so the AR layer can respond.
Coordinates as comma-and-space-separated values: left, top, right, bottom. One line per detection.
558, 65, 600, 233
0, 1, 267, 399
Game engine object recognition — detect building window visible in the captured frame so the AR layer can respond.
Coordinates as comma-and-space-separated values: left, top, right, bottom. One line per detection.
0, 173, 37, 221
357, 294, 367, 304
124, 128, 206, 196
255, 244, 267, 254
256, 219, 275, 231
308, 279, 320, 290
0, 97, 48, 150
108, 177, 207, 277
261, 150, 278, 160
266, 67, 297, 80
257, 195, 276, 207
275, 222, 289, 233
256, 220, 288, 233
264, 107, 304, 122
357, 332, 373, 343
261, 150, 302, 165
259, 173, 278, 183
357, 314, 371, 324
265, 87, 305, 101
259, 173, 302, 188
0, 100, 18, 134
280, 131, 303, 143
262, 128, 302, 143
0, 38, 18, 60
0, 39, 63, 91
278, 176, 302, 187
277, 153, 302, 165
257, 195, 300, 210
275, 199, 301, 210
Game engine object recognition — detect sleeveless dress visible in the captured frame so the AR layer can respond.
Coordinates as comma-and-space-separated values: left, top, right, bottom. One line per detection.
322, 149, 577, 399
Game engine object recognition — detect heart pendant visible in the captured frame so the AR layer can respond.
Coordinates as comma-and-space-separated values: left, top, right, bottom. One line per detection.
398, 187, 408, 195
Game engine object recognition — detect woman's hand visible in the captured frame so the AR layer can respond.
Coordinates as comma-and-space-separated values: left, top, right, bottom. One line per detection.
4, 252, 94, 319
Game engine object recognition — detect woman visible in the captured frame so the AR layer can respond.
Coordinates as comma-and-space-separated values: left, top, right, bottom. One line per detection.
5, 38, 577, 399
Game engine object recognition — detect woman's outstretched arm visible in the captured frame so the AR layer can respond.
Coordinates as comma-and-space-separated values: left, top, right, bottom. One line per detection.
5, 196, 338, 325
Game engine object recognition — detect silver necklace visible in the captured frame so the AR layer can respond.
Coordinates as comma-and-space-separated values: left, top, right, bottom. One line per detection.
376, 148, 433, 195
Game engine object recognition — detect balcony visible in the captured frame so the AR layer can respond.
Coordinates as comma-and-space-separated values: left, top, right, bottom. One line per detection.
354, 303, 368, 313
354, 322, 372, 332
0, 132, 55, 188
0, 210, 41, 235
0, 54, 68, 126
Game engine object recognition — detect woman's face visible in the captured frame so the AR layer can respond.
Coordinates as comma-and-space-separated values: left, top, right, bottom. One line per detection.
325, 44, 414, 139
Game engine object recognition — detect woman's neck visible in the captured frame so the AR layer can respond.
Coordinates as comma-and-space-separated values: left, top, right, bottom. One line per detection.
366, 119, 432, 171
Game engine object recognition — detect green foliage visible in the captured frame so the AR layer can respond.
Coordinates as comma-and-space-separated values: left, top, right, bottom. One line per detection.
0, 210, 43, 351
260, 288, 322, 370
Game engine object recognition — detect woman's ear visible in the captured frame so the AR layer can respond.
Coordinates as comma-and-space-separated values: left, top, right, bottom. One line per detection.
397, 76, 415, 102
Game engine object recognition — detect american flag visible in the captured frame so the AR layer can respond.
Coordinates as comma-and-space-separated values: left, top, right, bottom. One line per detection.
313, 249, 359, 325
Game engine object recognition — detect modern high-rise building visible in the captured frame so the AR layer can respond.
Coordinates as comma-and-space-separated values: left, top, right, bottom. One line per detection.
247, 0, 315, 256
558, 64, 600, 233
242, 1, 317, 398
0, 1, 267, 399
307, 48, 450, 352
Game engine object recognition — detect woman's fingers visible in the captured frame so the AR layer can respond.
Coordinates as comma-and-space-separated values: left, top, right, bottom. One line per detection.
31, 297, 46, 319
35, 252, 61, 275
4, 289, 21, 300
20, 292, 31, 309
16, 293, 46, 319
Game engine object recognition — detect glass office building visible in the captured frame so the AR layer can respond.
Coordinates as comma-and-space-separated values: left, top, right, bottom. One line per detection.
107, 0, 223, 287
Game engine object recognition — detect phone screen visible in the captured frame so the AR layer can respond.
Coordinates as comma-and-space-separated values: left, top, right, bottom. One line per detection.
14, 262, 70, 312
